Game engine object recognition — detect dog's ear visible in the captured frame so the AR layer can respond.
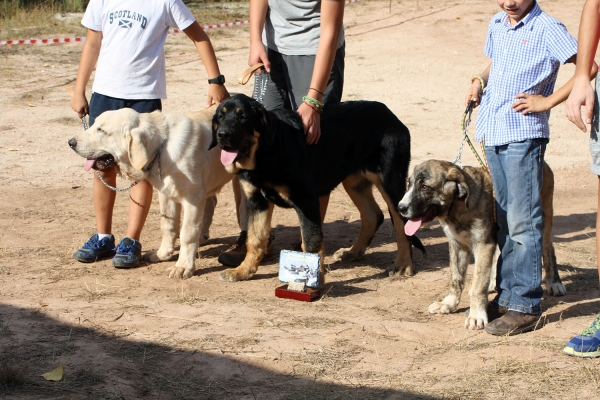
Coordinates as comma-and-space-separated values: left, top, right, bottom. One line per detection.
250, 97, 273, 145
125, 112, 165, 170
445, 167, 470, 207
209, 109, 220, 150
126, 128, 152, 170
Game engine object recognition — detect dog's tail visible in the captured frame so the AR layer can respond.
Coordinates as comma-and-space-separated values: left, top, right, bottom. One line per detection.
410, 235, 426, 256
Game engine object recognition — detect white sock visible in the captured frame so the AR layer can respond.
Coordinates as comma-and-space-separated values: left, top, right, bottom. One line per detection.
98, 233, 111, 240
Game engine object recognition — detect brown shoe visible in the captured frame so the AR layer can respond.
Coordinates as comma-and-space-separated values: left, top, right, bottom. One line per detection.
483, 310, 544, 336
217, 231, 275, 267
464, 302, 508, 320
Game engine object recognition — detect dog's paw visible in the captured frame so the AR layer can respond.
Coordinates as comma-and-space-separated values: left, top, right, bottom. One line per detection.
143, 249, 174, 263
332, 247, 364, 263
464, 308, 488, 330
219, 268, 252, 282
545, 281, 567, 296
428, 301, 456, 314
387, 264, 414, 277
166, 265, 194, 279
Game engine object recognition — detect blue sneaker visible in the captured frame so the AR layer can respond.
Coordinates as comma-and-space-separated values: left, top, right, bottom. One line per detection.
563, 315, 600, 358
112, 237, 142, 269
73, 234, 116, 263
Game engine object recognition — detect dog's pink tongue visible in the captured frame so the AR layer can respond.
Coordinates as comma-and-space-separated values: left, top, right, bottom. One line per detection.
84, 159, 95, 171
404, 218, 423, 236
220, 149, 238, 166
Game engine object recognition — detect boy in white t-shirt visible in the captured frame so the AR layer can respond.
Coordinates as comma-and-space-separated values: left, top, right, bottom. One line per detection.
70, 0, 229, 268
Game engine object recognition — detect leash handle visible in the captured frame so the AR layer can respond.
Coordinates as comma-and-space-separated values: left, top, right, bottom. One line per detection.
238, 63, 265, 85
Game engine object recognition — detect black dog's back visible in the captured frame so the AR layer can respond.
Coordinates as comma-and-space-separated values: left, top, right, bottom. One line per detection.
279, 101, 411, 197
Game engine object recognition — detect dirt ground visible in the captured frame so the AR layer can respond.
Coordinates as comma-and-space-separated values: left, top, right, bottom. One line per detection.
1, 0, 600, 398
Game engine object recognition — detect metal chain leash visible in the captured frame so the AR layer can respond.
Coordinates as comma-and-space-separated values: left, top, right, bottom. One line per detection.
252, 68, 269, 103
453, 100, 489, 173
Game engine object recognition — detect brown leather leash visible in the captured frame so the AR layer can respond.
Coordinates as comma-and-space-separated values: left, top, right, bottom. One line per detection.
237, 63, 265, 85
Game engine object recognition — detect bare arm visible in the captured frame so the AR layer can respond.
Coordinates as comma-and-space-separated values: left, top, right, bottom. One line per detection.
464, 63, 491, 108
566, 0, 600, 131
183, 21, 230, 107
513, 56, 598, 115
298, 0, 345, 145
248, 0, 270, 70
71, 29, 102, 118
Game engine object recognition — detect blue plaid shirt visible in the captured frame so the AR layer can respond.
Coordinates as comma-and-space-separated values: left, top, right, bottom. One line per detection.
476, 3, 577, 146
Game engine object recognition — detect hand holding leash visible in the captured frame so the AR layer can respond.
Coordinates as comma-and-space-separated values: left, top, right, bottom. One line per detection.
66, 87, 89, 130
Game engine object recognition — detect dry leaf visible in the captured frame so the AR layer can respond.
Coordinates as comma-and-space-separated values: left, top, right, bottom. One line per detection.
27, 103, 35, 107
39, 302, 48, 307
42, 364, 64, 381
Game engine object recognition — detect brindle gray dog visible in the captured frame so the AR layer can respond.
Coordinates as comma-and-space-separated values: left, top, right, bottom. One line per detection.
397, 159, 565, 330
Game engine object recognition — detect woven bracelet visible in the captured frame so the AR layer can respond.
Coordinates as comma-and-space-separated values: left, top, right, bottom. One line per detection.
471, 75, 485, 92
302, 95, 324, 111
303, 100, 321, 113
309, 87, 325, 96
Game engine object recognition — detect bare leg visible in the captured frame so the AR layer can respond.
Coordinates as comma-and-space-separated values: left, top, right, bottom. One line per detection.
597, 176, 600, 284
125, 180, 153, 240
94, 168, 117, 234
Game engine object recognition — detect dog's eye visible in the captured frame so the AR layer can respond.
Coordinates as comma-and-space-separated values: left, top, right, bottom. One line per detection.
421, 184, 430, 191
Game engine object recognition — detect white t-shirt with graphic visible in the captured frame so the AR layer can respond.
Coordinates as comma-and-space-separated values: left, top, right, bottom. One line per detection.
82, 0, 195, 99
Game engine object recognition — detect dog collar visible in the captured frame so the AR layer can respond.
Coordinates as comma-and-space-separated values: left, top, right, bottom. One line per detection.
143, 148, 163, 182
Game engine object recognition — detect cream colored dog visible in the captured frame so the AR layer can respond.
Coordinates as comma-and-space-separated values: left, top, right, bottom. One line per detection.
68, 106, 244, 279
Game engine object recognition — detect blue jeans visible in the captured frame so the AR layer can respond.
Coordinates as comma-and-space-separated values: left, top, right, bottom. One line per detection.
485, 139, 547, 315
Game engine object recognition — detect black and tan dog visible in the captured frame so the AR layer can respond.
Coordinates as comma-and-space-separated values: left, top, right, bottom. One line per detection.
397, 160, 565, 329
210, 93, 419, 283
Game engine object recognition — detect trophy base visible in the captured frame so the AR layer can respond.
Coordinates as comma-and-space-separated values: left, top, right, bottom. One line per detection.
275, 285, 321, 302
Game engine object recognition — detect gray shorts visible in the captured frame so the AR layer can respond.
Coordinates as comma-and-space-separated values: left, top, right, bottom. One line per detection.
254, 43, 345, 111
591, 74, 600, 175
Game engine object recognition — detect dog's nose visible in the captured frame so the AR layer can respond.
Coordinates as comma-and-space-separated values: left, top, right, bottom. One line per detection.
217, 130, 231, 142
397, 202, 408, 215
68, 138, 77, 149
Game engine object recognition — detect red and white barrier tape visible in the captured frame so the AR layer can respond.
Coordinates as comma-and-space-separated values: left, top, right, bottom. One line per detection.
0, 20, 249, 46
0, 0, 358, 46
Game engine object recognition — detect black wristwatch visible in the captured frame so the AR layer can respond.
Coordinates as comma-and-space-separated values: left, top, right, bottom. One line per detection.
208, 74, 226, 85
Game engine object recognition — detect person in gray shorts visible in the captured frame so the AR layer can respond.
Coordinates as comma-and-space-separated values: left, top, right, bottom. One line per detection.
591, 76, 600, 176
565, 0, 600, 357
218, 0, 346, 267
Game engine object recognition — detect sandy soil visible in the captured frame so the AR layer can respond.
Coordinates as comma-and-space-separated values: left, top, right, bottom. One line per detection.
1, 0, 600, 398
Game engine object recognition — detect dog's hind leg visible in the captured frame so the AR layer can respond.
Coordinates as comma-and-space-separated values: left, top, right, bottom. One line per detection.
332, 174, 383, 264
167, 197, 206, 279
541, 163, 566, 296
198, 195, 217, 246
144, 191, 181, 263
429, 238, 470, 315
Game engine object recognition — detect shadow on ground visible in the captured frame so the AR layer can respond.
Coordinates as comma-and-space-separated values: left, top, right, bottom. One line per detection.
0, 303, 441, 399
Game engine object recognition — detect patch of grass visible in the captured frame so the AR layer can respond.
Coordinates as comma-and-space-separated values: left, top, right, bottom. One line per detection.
0, 359, 28, 391
173, 285, 207, 305
0, 1, 249, 41
49, 116, 79, 126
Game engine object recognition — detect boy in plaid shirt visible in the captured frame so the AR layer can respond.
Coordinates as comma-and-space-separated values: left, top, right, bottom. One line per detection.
465, 0, 590, 335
